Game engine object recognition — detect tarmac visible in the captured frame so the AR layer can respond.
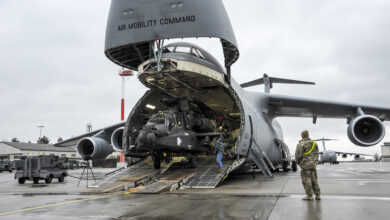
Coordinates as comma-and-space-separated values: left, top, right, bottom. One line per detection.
0, 162, 390, 219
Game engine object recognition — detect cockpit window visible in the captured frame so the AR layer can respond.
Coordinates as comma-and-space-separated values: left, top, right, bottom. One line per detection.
163, 46, 175, 53
191, 48, 205, 59
175, 46, 191, 53
195, 49, 205, 59
147, 112, 167, 125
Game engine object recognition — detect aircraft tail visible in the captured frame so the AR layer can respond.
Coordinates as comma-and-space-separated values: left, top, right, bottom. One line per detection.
240, 74, 315, 93
313, 137, 338, 151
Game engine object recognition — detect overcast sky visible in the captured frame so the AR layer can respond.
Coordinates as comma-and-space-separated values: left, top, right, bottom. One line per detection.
1, 0, 390, 158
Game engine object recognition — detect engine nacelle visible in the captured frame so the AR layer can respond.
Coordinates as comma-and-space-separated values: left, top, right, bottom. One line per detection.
111, 127, 124, 152
77, 137, 113, 160
354, 155, 360, 160
342, 154, 348, 159
347, 115, 385, 146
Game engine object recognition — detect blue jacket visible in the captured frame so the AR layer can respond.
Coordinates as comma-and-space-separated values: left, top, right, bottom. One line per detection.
214, 138, 224, 154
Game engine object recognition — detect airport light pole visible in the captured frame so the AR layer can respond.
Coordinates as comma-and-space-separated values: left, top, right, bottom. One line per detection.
119, 68, 133, 121
118, 68, 133, 163
37, 125, 44, 139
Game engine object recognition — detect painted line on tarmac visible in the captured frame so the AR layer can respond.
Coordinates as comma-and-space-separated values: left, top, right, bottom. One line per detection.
0, 191, 132, 216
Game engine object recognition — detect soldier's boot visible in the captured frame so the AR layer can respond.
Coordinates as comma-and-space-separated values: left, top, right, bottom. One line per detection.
315, 194, 321, 200
302, 195, 314, 201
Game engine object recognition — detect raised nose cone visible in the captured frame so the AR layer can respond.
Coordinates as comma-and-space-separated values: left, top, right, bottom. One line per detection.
161, 42, 225, 73
104, 0, 239, 71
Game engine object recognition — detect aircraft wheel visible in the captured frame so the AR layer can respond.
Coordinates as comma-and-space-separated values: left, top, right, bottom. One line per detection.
189, 156, 197, 169
33, 178, 39, 184
18, 178, 25, 184
292, 161, 297, 172
282, 161, 289, 172
153, 156, 161, 169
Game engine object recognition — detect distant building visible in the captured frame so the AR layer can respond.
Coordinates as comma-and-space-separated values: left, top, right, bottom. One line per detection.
381, 142, 390, 162
0, 142, 77, 160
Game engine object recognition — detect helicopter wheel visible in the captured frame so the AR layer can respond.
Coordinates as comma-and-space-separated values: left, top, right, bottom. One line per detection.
152, 155, 161, 169
189, 155, 197, 169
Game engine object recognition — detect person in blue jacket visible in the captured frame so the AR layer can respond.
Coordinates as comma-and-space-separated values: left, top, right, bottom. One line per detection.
215, 135, 225, 172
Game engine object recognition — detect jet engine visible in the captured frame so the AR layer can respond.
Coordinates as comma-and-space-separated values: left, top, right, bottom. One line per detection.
76, 137, 113, 160
347, 115, 385, 146
111, 127, 124, 152
354, 155, 360, 160
342, 154, 348, 159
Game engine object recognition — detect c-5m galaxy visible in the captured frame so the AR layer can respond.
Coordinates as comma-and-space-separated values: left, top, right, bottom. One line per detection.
315, 138, 374, 164
56, 0, 390, 178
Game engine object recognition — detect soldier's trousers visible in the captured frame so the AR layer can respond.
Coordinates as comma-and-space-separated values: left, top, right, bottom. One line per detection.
301, 168, 321, 196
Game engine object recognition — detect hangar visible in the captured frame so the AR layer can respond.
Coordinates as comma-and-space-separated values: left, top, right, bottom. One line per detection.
0, 142, 77, 160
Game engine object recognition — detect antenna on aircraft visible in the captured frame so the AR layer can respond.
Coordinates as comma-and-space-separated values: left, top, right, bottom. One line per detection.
153, 39, 165, 72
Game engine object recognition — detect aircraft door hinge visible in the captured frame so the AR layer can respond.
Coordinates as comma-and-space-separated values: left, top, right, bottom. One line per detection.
153, 39, 165, 72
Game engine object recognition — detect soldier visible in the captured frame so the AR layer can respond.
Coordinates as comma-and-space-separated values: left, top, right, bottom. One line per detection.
295, 130, 321, 201
214, 135, 224, 173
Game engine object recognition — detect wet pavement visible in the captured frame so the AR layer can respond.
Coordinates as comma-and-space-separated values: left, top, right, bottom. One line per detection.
0, 162, 390, 219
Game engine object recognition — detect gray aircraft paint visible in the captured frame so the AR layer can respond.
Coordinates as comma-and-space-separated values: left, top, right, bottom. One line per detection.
315, 138, 374, 164
105, 0, 239, 70
56, 0, 390, 178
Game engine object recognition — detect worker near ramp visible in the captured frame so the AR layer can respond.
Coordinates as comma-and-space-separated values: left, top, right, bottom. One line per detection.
295, 130, 321, 201
215, 135, 225, 173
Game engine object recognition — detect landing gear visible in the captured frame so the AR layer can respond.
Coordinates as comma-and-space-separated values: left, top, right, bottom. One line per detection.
152, 155, 161, 169
189, 155, 197, 169
292, 161, 297, 172
282, 161, 289, 172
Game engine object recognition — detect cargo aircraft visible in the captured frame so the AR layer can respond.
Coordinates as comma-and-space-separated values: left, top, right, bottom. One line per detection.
55, 0, 390, 178
315, 138, 374, 164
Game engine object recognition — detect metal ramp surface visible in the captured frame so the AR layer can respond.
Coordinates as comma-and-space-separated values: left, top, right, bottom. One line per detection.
82, 158, 169, 194
177, 156, 245, 189
90, 158, 158, 187
82, 155, 245, 194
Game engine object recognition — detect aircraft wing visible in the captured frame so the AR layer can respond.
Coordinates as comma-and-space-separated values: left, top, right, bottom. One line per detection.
266, 93, 390, 120
54, 122, 125, 147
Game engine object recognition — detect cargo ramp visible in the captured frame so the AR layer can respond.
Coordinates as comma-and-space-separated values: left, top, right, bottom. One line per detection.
83, 156, 245, 194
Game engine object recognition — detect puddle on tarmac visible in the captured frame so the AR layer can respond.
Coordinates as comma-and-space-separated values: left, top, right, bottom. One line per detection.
30, 184, 49, 188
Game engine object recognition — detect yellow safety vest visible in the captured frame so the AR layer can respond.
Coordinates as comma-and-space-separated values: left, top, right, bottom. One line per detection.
304, 141, 316, 155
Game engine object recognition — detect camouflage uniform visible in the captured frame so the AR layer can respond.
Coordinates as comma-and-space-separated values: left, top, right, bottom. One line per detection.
295, 138, 321, 196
